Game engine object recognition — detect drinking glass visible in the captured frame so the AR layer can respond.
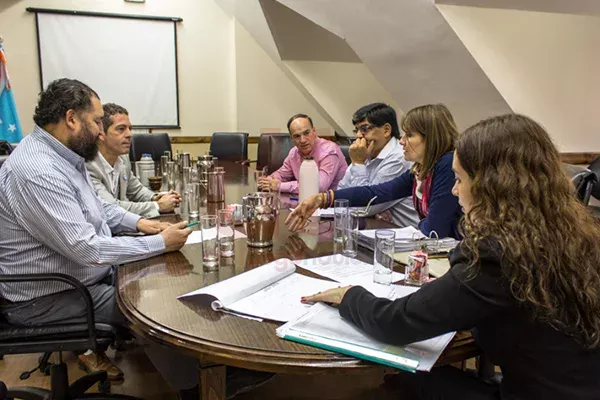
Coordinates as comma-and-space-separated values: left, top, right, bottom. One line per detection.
343, 210, 361, 258
373, 230, 396, 285
187, 182, 200, 220
334, 199, 350, 244
217, 209, 235, 258
201, 215, 219, 270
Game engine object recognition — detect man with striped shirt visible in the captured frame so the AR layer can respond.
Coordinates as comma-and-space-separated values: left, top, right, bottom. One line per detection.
0, 79, 201, 395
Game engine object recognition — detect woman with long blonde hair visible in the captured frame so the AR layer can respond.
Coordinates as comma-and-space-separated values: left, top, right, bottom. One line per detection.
287, 104, 462, 238
304, 114, 600, 399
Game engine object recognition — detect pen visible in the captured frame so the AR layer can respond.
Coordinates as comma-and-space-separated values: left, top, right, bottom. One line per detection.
186, 221, 199, 228
290, 197, 299, 201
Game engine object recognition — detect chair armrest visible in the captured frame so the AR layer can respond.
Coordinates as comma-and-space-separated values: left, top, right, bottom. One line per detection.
0, 273, 97, 346
240, 159, 256, 166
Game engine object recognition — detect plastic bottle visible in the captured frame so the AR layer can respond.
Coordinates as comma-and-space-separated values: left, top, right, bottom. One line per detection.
135, 153, 155, 188
299, 157, 319, 203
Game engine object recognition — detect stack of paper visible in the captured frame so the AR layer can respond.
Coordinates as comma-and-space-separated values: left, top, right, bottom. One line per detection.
358, 226, 458, 252
277, 301, 455, 372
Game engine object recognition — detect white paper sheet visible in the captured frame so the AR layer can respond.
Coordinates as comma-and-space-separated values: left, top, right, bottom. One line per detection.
184, 229, 247, 245
227, 273, 339, 322
359, 226, 425, 241
289, 208, 335, 218
294, 255, 404, 285
177, 259, 295, 309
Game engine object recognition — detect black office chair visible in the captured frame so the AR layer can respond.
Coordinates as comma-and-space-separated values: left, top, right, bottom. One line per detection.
571, 170, 598, 206
588, 157, 600, 201
0, 273, 140, 400
0, 141, 14, 156
338, 143, 351, 165
209, 132, 249, 162
129, 133, 172, 163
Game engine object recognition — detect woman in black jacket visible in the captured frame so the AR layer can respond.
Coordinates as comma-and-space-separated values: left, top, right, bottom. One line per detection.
303, 114, 600, 399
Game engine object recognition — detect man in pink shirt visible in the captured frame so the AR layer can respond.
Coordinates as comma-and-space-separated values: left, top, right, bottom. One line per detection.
259, 114, 348, 194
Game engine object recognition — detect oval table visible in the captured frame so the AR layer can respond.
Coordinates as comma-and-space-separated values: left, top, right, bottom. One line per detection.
117, 162, 479, 399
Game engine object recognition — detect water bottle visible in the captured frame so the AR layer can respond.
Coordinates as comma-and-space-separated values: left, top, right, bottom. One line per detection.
135, 153, 155, 188
299, 157, 319, 203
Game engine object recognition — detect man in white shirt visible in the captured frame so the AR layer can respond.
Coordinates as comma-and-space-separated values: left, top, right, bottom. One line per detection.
87, 103, 180, 218
337, 103, 419, 227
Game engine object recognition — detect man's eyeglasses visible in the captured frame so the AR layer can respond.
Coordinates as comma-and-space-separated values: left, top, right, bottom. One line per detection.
352, 124, 377, 134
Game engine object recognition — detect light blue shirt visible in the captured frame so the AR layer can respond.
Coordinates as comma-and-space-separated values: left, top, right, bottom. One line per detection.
337, 137, 419, 228
0, 126, 165, 302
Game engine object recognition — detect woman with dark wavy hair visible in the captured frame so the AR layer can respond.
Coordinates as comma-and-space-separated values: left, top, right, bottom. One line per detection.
303, 114, 600, 399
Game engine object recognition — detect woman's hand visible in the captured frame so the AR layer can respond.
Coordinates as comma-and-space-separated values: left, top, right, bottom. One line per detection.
301, 286, 352, 306
285, 194, 322, 232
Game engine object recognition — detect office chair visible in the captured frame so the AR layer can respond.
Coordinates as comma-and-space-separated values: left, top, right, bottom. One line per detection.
0, 141, 14, 156
588, 157, 600, 200
209, 132, 249, 162
0, 273, 141, 400
571, 170, 598, 206
129, 133, 172, 163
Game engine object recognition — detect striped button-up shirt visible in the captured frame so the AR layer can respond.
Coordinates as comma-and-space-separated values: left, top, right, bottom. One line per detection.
0, 126, 165, 302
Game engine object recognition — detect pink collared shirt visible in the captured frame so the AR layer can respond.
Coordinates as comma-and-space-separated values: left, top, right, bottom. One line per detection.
270, 137, 348, 194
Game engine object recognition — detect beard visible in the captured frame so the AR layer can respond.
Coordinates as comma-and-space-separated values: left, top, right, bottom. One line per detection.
68, 121, 99, 161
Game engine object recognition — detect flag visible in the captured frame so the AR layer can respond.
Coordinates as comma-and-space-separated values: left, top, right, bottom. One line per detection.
0, 42, 23, 143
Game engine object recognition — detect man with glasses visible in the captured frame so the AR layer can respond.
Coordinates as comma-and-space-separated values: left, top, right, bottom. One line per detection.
259, 113, 347, 194
337, 103, 418, 227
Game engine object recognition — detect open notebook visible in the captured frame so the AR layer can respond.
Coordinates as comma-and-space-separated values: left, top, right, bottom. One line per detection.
277, 295, 455, 372
178, 259, 339, 322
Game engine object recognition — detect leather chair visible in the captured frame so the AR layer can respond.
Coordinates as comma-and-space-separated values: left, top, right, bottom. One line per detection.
129, 133, 171, 163
257, 133, 294, 174
209, 132, 249, 162
563, 163, 598, 206
0, 141, 14, 156
338, 143, 352, 165
0, 273, 140, 399
588, 157, 600, 200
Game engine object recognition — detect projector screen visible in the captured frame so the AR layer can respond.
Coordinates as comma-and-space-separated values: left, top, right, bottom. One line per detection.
34, 11, 180, 128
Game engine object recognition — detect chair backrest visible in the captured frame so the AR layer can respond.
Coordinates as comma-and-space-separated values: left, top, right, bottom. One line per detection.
263, 134, 294, 174
0, 141, 14, 156
571, 169, 598, 206
209, 132, 249, 162
338, 143, 352, 165
588, 156, 600, 200
129, 133, 172, 163
255, 133, 285, 171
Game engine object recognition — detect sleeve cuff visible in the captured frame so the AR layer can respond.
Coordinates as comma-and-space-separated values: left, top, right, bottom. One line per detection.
339, 286, 369, 320
122, 212, 142, 232
144, 233, 167, 253
153, 201, 160, 211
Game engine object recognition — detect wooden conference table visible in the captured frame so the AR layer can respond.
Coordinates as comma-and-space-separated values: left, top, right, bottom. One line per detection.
116, 162, 479, 399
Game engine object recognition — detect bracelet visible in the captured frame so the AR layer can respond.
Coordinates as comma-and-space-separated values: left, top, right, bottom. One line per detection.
328, 190, 335, 208
320, 192, 326, 208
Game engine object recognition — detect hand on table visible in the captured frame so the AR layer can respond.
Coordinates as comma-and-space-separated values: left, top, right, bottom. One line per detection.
160, 221, 192, 253
285, 194, 322, 232
301, 286, 353, 306
137, 219, 172, 234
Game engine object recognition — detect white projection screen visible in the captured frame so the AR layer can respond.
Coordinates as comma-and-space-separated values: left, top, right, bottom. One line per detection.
34, 11, 180, 127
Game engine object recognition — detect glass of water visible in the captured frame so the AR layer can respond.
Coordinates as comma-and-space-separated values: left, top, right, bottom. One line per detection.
334, 199, 350, 245
201, 215, 219, 270
343, 210, 362, 258
374, 230, 396, 285
187, 182, 200, 220
217, 209, 235, 258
